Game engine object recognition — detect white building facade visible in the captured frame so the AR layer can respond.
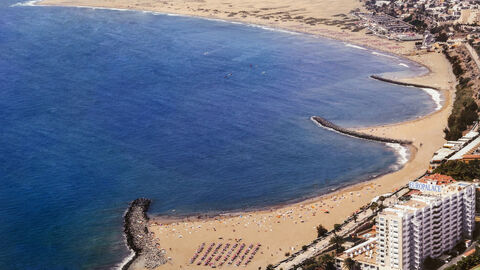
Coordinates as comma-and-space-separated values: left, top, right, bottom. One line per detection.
376, 181, 476, 270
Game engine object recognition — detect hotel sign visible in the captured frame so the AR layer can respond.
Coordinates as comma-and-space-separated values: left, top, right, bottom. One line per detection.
409, 181, 442, 192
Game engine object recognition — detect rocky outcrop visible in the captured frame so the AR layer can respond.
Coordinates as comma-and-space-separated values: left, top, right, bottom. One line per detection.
123, 198, 167, 270
311, 116, 412, 145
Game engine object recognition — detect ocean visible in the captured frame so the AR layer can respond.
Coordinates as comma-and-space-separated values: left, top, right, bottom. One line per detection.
0, 2, 436, 269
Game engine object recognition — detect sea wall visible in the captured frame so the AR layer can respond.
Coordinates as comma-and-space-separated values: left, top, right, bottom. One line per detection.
370, 75, 439, 90
122, 198, 167, 270
311, 116, 412, 145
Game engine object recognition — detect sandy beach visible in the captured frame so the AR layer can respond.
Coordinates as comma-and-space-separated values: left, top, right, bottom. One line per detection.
143, 55, 454, 268
146, 59, 453, 269
143, 51, 454, 270
32, 0, 457, 269
38, 0, 415, 55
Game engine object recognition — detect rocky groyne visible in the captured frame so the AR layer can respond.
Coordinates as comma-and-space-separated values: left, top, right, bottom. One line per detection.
122, 198, 167, 270
370, 75, 439, 90
311, 116, 412, 145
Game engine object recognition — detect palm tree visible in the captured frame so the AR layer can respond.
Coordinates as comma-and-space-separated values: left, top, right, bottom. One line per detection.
318, 253, 333, 265
378, 196, 386, 205
343, 258, 357, 270
329, 235, 345, 251
318, 254, 336, 270
333, 223, 342, 235
370, 202, 379, 211
316, 224, 328, 238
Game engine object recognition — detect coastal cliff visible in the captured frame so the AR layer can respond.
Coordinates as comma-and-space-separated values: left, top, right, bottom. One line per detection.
123, 198, 167, 270
311, 116, 412, 145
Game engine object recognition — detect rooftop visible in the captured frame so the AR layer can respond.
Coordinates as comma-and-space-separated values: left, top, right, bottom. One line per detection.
431, 147, 455, 162
419, 174, 456, 185
449, 136, 480, 160
380, 180, 474, 217
338, 238, 378, 265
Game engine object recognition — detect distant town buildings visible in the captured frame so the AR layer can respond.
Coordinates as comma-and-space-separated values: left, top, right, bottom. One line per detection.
354, 12, 423, 41
335, 175, 476, 270
356, 0, 480, 49
421, 31, 435, 49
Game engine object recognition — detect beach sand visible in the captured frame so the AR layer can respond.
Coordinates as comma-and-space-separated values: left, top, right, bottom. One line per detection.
38, 0, 414, 54
33, 0, 456, 269
146, 58, 453, 269
144, 54, 454, 269
142, 53, 454, 270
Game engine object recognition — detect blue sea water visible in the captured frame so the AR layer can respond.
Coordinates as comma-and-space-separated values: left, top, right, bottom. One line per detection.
0, 1, 436, 269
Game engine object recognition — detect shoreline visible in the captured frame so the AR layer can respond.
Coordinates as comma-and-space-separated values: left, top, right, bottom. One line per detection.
28, 0, 416, 57
149, 51, 452, 268
145, 159, 408, 224
27, 1, 456, 269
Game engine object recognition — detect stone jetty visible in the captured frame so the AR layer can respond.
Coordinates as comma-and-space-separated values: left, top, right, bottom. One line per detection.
123, 198, 167, 270
311, 116, 412, 145
370, 75, 439, 90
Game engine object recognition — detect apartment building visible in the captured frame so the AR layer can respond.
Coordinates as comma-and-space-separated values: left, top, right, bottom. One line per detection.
377, 176, 475, 270
335, 175, 476, 270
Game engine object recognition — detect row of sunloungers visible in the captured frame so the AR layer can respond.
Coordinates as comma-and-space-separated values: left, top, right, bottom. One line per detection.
190, 242, 262, 267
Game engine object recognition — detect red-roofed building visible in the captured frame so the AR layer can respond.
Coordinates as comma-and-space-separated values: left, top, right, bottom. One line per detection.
463, 248, 476, 258
405, 189, 422, 196
462, 154, 480, 163
419, 174, 456, 185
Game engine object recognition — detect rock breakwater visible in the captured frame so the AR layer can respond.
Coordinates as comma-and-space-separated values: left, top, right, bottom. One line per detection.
370, 75, 439, 90
123, 198, 167, 270
311, 116, 412, 145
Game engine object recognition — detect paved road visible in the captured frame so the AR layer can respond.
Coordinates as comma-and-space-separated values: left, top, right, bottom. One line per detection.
438, 241, 477, 270
275, 209, 375, 269
466, 43, 480, 72
274, 193, 402, 270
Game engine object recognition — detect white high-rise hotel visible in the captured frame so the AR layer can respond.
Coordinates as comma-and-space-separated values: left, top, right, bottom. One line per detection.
335, 174, 476, 270
376, 175, 475, 270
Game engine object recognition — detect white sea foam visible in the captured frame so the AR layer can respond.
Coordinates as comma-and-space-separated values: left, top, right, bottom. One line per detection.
344, 43, 367, 50
162, 13, 298, 34
398, 63, 409, 68
311, 118, 411, 172
421, 88, 442, 111
78, 6, 130, 11
10, 0, 40, 7
115, 250, 135, 270
115, 207, 137, 270
372, 51, 398, 59
386, 143, 409, 170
